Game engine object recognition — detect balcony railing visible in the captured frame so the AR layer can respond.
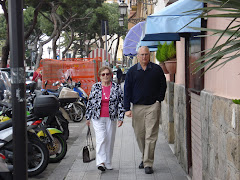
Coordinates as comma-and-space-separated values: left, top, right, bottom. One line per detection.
137, 0, 158, 5
128, 17, 146, 24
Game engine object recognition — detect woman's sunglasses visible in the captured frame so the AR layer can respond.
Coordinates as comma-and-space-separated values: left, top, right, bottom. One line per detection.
101, 73, 110, 76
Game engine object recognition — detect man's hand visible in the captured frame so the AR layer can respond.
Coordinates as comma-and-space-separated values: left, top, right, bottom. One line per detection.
118, 121, 123, 127
86, 120, 90, 126
125, 111, 132, 117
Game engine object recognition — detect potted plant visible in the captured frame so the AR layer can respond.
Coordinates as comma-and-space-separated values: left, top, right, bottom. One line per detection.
164, 41, 177, 74
156, 42, 169, 74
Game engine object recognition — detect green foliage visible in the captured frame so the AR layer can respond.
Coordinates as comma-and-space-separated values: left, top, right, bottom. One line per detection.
0, 15, 7, 40
232, 99, 240, 104
184, 0, 240, 73
156, 43, 162, 62
167, 41, 176, 59
156, 42, 176, 63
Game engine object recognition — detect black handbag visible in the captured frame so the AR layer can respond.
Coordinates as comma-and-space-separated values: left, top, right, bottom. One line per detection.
83, 126, 96, 163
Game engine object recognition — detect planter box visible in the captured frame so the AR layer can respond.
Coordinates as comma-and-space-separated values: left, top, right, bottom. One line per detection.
165, 60, 177, 74
159, 63, 169, 74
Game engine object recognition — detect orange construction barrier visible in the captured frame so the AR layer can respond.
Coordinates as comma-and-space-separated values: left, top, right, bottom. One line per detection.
39, 57, 102, 95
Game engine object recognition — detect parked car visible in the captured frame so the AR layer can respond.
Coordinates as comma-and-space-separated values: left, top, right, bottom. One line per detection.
121, 67, 129, 82
0, 68, 11, 100
113, 69, 117, 83
26, 69, 34, 80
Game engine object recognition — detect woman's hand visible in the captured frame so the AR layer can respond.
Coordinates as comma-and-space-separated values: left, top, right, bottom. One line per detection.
86, 120, 90, 126
118, 121, 123, 127
125, 111, 132, 117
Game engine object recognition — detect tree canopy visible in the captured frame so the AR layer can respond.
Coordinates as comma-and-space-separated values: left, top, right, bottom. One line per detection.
1, 0, 129, 68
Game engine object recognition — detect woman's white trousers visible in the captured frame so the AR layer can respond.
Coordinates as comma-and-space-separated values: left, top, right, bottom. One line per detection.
92, 117, 117, 167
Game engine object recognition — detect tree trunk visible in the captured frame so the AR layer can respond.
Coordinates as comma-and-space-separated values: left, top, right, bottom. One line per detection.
52, 35, 58, 59
62, 27, 74, 58
72, 43, 80, 58
35, 3, 59, 68
114, 34, 120, 66
99, 36, 104, 49
24, 2, 43, 40
0, 0, 9, 68
1, 40, 9, 68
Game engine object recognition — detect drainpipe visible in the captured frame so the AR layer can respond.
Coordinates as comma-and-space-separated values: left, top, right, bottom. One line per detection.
184, 33, 192, 174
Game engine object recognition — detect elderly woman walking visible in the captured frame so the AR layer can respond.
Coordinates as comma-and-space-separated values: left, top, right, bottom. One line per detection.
85, 66, 125, 171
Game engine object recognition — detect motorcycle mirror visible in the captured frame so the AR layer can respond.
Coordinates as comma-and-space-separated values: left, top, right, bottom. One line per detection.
52, 81, 59, 86
44, 80, 48, 88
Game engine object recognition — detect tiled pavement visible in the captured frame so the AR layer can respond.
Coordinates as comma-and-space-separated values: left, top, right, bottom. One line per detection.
47, 116, 188, 180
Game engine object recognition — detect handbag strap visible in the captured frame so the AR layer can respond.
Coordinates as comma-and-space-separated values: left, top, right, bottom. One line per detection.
86, 126, 94, 149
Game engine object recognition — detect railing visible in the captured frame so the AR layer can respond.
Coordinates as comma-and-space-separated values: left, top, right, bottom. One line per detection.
137, 0, 158, 5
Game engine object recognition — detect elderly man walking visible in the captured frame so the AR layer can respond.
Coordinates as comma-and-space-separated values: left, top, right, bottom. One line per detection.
124, 46, 167, 174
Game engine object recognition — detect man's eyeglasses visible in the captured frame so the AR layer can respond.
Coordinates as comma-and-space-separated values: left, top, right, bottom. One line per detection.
139, 53, 149, 57
101, 73, 110, 76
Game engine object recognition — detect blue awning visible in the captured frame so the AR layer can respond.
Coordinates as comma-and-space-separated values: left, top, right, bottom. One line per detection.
142, 0, 203, 41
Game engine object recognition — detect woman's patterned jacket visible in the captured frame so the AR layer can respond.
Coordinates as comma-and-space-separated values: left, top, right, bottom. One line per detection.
85, 81, 125, 121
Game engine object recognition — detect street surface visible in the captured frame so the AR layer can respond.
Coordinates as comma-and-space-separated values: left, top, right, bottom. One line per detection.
29, 119, 86, 180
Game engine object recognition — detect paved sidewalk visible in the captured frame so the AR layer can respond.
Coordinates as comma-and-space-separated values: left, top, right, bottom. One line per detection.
48, 116, 188, 180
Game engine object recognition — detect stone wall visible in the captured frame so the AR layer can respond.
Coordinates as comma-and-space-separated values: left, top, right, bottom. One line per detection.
173, 84, 188, 172
160, 81, 175, 143
161, 85, 240, 179
201, 91, 240, 180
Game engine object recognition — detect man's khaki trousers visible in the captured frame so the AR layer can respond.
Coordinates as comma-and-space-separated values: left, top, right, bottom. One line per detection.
132, 101, 160, 167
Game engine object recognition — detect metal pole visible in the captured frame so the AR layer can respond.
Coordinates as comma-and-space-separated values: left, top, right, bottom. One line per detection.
8, 0, 27, 179
105, 21, 108, 66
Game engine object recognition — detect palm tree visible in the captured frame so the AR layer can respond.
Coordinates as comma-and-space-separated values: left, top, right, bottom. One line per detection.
187, 0, 240, 73
186, 0, 240, 103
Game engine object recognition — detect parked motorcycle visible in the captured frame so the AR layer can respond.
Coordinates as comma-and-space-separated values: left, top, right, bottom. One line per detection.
31, 94, 68, 162
73, 81, 88, 107
0, 117, 49, 177
0, 153, 13, 180
28, 90, 70, 140
44, 80, 85, 122
1, 95, 68, 164
29, 117, 68, 163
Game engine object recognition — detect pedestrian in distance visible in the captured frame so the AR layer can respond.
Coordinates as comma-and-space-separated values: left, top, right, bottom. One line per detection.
32, 68, 42, 89
85, 66, 125, 172
124, 46, 167, 174
116, 65, 123, 84
32, 68, 42, 82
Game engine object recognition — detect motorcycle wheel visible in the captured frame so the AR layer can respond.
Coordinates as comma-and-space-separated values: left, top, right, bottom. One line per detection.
28, 137, 49, 177
47, 134, 68, 163
51, 115, 69, 140
70, 103, 84, 122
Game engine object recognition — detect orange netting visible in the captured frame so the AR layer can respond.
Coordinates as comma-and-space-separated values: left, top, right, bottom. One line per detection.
39, 57, 102, 95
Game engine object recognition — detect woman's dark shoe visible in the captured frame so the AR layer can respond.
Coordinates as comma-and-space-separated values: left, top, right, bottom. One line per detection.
98, 164, 106, 171
139, 161, 144, 169
145, 167, 153, 174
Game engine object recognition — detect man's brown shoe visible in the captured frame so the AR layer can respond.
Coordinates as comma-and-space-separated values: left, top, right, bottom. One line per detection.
145, 167, 153, 174
139, 161, 144, 169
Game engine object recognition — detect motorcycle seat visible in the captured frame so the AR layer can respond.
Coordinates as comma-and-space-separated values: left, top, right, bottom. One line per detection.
47, 92, 59, 97
0, 119, 12, 131
47, 89, 59, 92
0, 101, 12, 108
59, 98, 78, 103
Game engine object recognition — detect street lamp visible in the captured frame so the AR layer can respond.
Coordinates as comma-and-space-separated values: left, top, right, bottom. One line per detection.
119, 17, 124, 27
119, 0, 128, 16
119, 0, 128, 27
47, 47, 51, 58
